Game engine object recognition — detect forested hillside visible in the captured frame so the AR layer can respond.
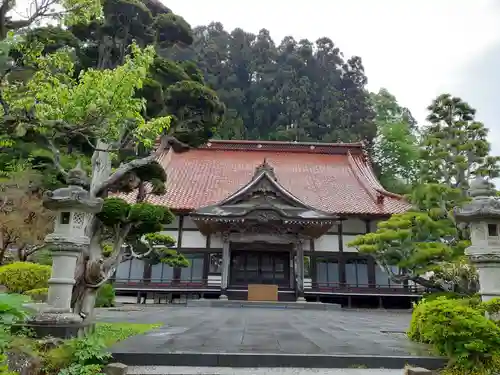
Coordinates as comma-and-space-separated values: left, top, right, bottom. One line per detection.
164, 23, 377, 143
161, 21, 420, 193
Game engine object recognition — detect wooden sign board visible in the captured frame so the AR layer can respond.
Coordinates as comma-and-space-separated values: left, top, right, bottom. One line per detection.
247, 284, 278, 301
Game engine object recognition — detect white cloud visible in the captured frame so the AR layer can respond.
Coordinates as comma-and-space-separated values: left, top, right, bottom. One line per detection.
167, 0, 500, 126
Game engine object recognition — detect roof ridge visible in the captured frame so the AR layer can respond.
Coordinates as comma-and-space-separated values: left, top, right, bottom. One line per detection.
207, 139, 365, 147
200, 139, 366, 155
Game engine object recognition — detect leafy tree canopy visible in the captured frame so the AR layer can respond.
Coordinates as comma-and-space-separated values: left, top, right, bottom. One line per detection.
169, 23, 376, 144
370, 89, 420, 194
349, 95, 498, 294
0, 0, 102, 40
0, 0, 227, 315
420, 93, 500, 190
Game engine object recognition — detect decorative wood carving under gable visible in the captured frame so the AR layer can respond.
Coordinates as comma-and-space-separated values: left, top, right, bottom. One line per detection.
221, 159, 308, 210
190, 159, 339, 237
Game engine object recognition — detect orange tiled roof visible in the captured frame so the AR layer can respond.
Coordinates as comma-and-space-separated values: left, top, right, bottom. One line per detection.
123, 140, 410, 215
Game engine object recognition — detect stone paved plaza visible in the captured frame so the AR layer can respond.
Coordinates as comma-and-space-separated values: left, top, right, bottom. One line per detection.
97, 306, 430, 357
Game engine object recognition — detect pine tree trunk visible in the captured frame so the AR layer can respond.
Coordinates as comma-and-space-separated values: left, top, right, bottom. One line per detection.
72, 142, 112, 317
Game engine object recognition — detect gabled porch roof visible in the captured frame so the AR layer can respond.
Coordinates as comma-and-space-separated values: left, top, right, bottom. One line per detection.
191, 159, 338, 238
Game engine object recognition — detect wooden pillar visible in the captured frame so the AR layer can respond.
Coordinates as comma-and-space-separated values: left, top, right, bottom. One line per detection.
202, 235, 211, 285
295, 238, 306, 302
220, 233, 230, 300
338, 220, 346, 287
310, 239, 317, 288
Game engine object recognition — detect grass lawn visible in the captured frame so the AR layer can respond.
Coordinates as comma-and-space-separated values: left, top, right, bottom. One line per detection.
41, 322, 162, 373
92, 322, 163, 347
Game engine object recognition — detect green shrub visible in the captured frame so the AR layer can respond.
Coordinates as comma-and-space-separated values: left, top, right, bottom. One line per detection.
44, 335, 111, 374
421, 291, 463, 301
0, 293, 31, 326
0, 262, 51, 293
95, 284, 115, 308
479, 297, 500, 315
422, 291, 482, 305
24, 288, 48, 302
58, 364, 104, 375
409, 297, 500, 373
0, 352, 17, 375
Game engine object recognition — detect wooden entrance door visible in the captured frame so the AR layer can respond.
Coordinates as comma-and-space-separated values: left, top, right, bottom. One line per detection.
230, 250, 290, 287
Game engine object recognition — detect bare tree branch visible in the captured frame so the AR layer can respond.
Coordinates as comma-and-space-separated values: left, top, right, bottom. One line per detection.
128, 244, 154, 259
47, 138, 69, 179
91, 153, 158, 197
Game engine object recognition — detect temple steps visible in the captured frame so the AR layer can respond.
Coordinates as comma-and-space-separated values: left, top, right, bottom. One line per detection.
112, 352, 446, 371
186, 299, 342, 310
127, 366, 404, 374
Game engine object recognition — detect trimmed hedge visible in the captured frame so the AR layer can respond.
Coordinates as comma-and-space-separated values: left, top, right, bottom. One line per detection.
421, 291, 463, 301
25, 287, 48, 302
0, 262, 51, 293
409, 297, 500, 373
95, 283, 115, 308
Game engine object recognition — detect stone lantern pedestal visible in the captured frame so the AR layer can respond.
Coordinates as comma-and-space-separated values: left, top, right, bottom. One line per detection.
454, 176, 500, 303
24, 164, 103, 338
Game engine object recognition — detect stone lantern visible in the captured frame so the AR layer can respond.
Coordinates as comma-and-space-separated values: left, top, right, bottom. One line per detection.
29, 163, 103, 335
454, 176, 500, 302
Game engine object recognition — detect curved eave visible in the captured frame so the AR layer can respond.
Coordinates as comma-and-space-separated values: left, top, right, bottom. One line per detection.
191, 204, 338, 221
42, 197, 104, 212
454, 207, 500, 222
192, 216, 336, 238
191, 215, 339, 225
347, 151, 403, 199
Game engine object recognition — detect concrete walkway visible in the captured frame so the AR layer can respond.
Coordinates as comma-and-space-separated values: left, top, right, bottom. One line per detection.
99, 306, 427, 356
97, 306, 443, 369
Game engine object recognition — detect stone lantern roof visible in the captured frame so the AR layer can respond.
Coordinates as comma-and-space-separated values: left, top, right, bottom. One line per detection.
43, 163, 103, 213
454, 176, 500, 222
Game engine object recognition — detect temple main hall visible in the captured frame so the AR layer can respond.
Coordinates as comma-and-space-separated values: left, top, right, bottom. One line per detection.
114, 140, 420, 308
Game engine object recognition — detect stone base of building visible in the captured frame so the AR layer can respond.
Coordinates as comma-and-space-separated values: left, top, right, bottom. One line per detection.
186, 299, 341, 310
12, 318, 95, 339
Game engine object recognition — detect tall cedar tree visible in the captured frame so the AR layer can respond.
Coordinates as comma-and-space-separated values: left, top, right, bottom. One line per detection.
167, 23, 376, 144
349, 95, 499, 294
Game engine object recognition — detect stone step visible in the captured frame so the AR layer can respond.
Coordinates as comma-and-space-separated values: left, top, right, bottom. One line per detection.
127, 366, 404, 375
186, 299, 341, 310
111, 352, 446, 370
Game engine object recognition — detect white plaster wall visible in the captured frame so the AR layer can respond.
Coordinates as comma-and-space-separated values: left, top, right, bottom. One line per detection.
115, 258, 144, 281
164, 216, 179, 230
115, 260, 132, 280
159, 230, 179, 244
343, 219, 366, 234
302, 240, 310, 251
151, 262, 174, 282
182, 216, 198, 229
314, 235, 339, 252
181, 230, 206, 248
342, 234, 359, 252
369, 220, 381, 233
210, 234, 223, 249
326, 224, 338, 234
